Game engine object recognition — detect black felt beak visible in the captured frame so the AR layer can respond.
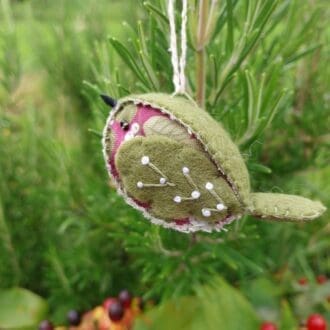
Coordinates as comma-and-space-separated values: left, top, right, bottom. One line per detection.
100, 94, 117, 108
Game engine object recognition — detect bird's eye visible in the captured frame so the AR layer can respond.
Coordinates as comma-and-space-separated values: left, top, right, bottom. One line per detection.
120, 120, 130, 131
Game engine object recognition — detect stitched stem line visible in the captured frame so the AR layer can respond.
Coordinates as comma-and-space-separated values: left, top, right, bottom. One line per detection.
183, 172, 199, 191
148, 162, 169, 180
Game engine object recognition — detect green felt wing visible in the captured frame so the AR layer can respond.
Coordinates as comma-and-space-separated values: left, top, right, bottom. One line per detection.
115, 135, 243, 223
118, 93, 251, 205
248, 192, 326, 221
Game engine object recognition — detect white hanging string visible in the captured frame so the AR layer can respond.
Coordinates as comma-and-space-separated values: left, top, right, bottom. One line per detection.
167, 0, 188, 94
179, 0, 188, 93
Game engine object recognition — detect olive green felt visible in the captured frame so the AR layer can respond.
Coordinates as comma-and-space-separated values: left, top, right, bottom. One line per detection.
115, 103, 137, 123
103, 128, 114, 158
248, 193, 326, 221
118, 93, 250, 204
115, 136, 242, 223
107, 93, 326, 225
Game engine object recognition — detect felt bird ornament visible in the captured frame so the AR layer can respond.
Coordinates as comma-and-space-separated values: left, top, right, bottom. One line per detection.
101, 93, 326, 233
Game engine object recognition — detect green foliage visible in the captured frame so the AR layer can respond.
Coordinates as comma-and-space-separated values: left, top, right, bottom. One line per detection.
280, 300, 298, 330
0, 288, 48, 329
134, 277, 259, 330
0, 0, 329, 325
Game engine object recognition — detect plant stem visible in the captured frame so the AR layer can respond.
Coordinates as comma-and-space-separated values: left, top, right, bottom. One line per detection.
196, 0, 209, 108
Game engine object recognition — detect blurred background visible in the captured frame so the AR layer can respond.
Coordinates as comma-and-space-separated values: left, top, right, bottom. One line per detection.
0, 0, 329, 329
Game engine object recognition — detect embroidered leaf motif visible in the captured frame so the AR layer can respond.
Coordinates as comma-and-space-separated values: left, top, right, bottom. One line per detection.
116, 136, 241, 226
143, 116, 200, 149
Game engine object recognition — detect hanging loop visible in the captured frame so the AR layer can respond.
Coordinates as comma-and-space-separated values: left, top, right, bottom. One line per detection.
167, 0, 188, 94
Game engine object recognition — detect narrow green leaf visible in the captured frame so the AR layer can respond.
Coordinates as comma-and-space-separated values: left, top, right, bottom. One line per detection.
254, 72, 265, 124
285, 44, 322, 65
280, 300, 298, 330
83, 80, 101, 94
248, 0, 263, 33
88, 128, 103, 138
137, 22, 159, 90
143, 1, 169, 25
109, 37, 151, 89
256, 89, 286, 134
244, 69, 255, 129
212, 0, 239, 40
241, 89, 286, 148
254, 0, 278, 29
226, 0, 234, 53
248, 162, 272, 174
224, 246, 264, 273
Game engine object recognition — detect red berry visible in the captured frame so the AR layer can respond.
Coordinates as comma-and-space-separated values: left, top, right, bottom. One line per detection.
108, 300, 124, 322
260, 322, 277, 330
298, 277, 308, 285
307, 314, 327, 330
38, 320, 54, 330
118, 289, 132, 308
317, 275, 327, 284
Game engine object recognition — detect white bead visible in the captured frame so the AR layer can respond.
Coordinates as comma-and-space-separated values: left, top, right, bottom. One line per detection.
124, 132, 134, 141
131, 122, 140, 133
141, 156, 150, 165
182, 167, 190, 174
159, 177, 167, 184
137, 181, 144, 188
205, 182, 214, 190
191, 190, 201, 199
216, 203, 225, 211
202, 208, 211, 217
173, 196, 182, 203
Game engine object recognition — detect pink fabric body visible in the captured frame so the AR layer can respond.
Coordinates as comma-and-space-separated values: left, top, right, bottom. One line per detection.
109, 105, 167, 178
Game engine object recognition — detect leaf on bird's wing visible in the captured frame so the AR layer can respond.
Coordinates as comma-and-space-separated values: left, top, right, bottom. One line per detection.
143, 116, 192, 144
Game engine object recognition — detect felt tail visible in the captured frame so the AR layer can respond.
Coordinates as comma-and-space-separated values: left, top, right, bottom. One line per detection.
248, 193, 326, 221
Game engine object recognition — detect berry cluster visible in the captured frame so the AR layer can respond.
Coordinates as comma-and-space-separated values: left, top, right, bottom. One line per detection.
260, 274, 328, 330
298, 275, 328, 286
39, 290, 143, 330
298, 274, 330, 303
260, 314, 327, 330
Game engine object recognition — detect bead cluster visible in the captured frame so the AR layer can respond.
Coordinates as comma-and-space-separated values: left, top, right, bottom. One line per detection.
136, 156, 227, 219
136, 156, 175, 188
173, 166, 201, 203
201, 181, 227, 217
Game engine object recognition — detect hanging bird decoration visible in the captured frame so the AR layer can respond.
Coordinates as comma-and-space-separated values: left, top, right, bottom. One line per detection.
101, 93, 326, 233
100, 0, 325, 233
